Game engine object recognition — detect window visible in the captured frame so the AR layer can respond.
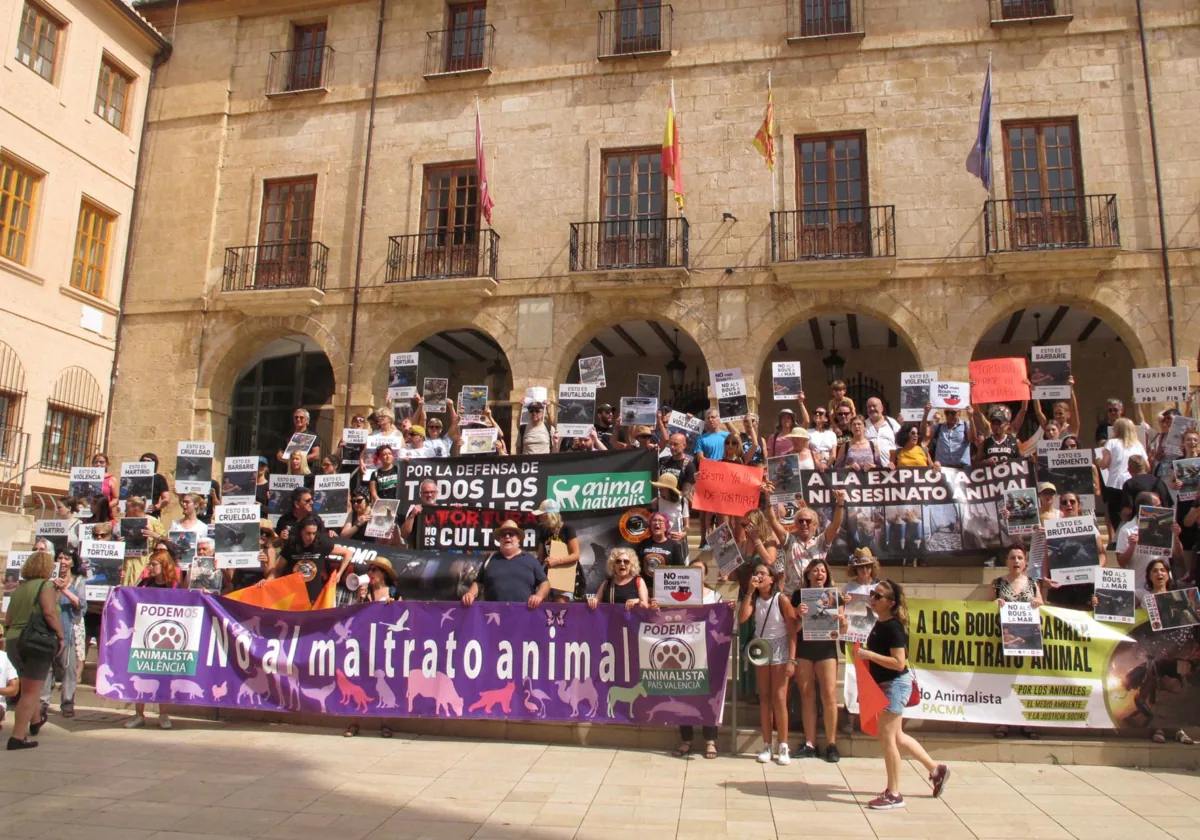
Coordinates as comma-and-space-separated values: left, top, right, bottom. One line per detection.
419, 163, 479, 277
1003, 119, 1084, 247
445, 2, 487, 73
71, 201, 114, 297
94, 58, 132, 131
801, 0, 852, 36
599, 148, 665, 268
614, 0, 662, 54
256, 177, 317, 287
0, 156, 40, 264
1000, 0, 1057, 20
42, 408, 93, 472
795, 132, 870, 257
15, 1, 61, 82
287, 22, 327, 91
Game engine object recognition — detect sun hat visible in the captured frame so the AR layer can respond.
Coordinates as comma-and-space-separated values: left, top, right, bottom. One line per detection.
366, 557, 398, 584
494, 519, 523, 539
534, 499, 561, 516
850, 547, 877, 566
784, 427, 810, 440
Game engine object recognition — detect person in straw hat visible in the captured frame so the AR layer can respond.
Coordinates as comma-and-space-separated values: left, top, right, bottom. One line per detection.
362, 557, 399, 604
841, 547, 881, 735
650, 473, 689, 547
462, 520, 548, 608
784, 426, 824, 471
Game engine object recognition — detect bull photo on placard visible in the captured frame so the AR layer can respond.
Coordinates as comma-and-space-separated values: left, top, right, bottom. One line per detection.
1138, 505, 1177, 552
214, 519, 257, 555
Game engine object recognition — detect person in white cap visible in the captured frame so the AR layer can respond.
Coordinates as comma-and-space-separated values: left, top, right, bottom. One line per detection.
462, 520, 548, 608
534, 500, 582, 599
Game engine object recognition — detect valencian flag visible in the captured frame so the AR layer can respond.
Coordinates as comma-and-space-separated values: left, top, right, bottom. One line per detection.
965, 56, 992, 190
752, 75, 775, 170
476, 98, 495, 225
225, 573, 311, 611
662, 79, 684, 210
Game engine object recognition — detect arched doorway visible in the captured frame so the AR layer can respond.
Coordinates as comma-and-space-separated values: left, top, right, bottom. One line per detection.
973, 305, 1135, 445
227, 335, 335, 460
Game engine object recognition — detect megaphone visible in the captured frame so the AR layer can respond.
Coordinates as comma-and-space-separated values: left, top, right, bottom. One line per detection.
746, 638, 773, 667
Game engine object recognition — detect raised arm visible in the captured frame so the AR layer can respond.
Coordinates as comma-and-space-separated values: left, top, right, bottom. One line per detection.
822, 490, 846, 544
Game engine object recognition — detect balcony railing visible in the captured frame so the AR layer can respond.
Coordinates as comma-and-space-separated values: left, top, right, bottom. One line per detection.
424, 24, 495, 77
771, 206, 895, 262
598, 5, 673, 59
386, 229, 500, 283
985, 194, 1119, 254
569, 217, 689, 272
223, 242, 329, 291
787, 0, 865, 40
266, 45, 334, 95
989, 0, 1072, 24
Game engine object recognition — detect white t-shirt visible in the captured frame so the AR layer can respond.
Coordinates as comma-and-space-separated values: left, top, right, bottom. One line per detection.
1103, 439, 1147, 489
807, 428, 838, 459
864, 416, 901, 458
170, 519, 208, 541
0, 649, 17, 687
1116, 518, 1164, 595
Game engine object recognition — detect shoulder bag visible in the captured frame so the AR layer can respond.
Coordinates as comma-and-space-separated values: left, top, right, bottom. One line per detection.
19, 581, 59, 657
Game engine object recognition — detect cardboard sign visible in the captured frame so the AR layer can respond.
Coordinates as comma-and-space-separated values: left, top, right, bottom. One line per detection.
282, 433, 317, 459
460, 385, 489, 423
1000, 602, 1043, 657
666, 411, 703, 451
69, 466, 105, 505
1045, 516, 1100, 585
176, 441, 215, 495
1094, 567, 1135, 624
711, 368, 749, 422
801, 588, 841, 641
771, 362, 802, 401
423, 377, 449, 413
708, 521, 743, 576
1030, 346, 1072, 400
341, 427, 367, 465
221, 456, 259, 505
1138, 505, 1176, 553
1004, 487, 1040, 536
969, 358, 1030, 404
267, 474, 304, 524
1133, 366, 1189, 404
81, 541, 123, 601
1162, 415, 1198, 458
578, 355, 606, 388
388, 352, 419, 400
558, 383, 597, 438
461, 427, 499, 454
900, 372, 936, 421
365, 499, 400, 539
931, 381, 970, 410
119, 461, 154, 504
313, 473, 351, 528
213, 503, 260, 569
693, 458, 764, 517
1144, 588, 1200, 632
1175, 458, 1200, 502
654, 567, 703, 606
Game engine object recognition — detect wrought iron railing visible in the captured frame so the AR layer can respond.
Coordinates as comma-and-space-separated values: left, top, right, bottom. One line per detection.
771, 205, 895, 261
424, 24, 495, 77
989, 0, 1072, 23
39, 428, 93, 475
223, 242, 329, 291
598, 5, 673, 58
787, 0, 865, 39
0, 428, 28, 509
266, 45, 334, 94
569, 217, 689, 272
985, 194, 1119, 254
386, 229, 499, 283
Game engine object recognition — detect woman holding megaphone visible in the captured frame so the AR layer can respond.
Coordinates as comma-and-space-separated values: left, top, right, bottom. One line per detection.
739, 562, 796, 765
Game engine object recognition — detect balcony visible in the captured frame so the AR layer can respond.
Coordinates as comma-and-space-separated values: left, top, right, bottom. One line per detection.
598, 5, 673, 59
569, 217, 689, 296
989, 0, 1073, 25
266, 45, 334, 96
221, 243, 328, 315
787, 0, 865, 41
770, 206, 896, 288
985, 194, 1119, 279
382, 229, 500, 305
424, 24, 495, 78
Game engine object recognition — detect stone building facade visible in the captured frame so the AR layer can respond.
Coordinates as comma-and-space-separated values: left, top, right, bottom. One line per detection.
109, 0, 1199, 469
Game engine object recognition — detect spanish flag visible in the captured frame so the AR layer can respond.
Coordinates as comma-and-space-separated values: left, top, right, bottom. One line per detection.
225, 573, 311, 611
752, 76, 775, 171
662, 80, 684, 211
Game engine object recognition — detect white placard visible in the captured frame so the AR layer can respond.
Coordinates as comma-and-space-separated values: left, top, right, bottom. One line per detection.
1030, 345, 1072, 400
653, 567, 703, 606
1045, 515, 1100, 585
900, 372, 936, 421
213, 503, 261, 569
1133, 366, 1189, 404
558, 383, 597, 438
313, 473, 351, 528
388, 352, 419, 400
1094, 567, 1135, 624
771, 362, 802, 401
1000, 602, 1044, 657
461, 427, 500, 454
931, 381, 970, 410
176, 441, 215, 494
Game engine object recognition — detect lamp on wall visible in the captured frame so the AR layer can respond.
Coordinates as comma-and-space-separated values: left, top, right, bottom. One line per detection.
665, 328, 687, 392
822, 320, 846, 384
1032, 312, 1042, 346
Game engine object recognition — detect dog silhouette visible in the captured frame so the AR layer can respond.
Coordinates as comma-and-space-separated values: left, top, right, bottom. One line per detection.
336, 669, 374, 713
467, 681, 514, 714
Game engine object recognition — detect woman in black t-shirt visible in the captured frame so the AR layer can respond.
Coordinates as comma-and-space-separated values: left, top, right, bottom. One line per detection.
850, 580, 949, 810
280, 516, 353, 604
790, 559, 844, 762
637, 513, 687, 594
370, 445, 400, 502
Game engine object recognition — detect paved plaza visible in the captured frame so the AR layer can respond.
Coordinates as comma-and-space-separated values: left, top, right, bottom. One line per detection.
3, 711, 1200, 839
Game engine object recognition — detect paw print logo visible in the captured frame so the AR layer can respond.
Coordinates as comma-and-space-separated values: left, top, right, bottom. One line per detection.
649, 637, 695, 671
144, 619, 189, 650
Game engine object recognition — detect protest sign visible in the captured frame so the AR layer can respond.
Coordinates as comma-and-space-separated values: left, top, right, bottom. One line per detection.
282, 433, 317, 460
654, 567, 703, 606
99, 588, 734, 724
314, 473, 350, 527
999, 602, 1043, 657
771, 362, 802, 400
119, 461, 154, 504
81, 540, 123, 600
1004, 487, 1040, 536
900, 372, 936, 421
341, 427, 367, 465
120, 518, 148, 557
1045, 516, 1100, 585
931, 380, 970, 410
843, 599, 876, 644
1045, 449, 1098, 513
620, 396, 658, 427
1162, 415, 1198, 458
221, 456, 259, 505
460, 385, 488, 423
189, 555, 221, 592
801, 588, 841, 641
518, 386, 548, 426
176, 441, 214, 494
969, 358, 1030, 404
711, 368, 748, 422
1174, 458, 1200, 502
666, 411, 703, 450
213, 503, 260, 569
636, 374, 661, 400
1138, 505, 1176, 553
1133, 366, 1189, 404
267, 474, 304, 524
579, 355, 606, 387
1145, 588, 1200, 631
35, 519, 69, 554
69, 466, 104, 506
169, 528, 198, 568
1030, 346, 1072, 400
3, 552, 25, 613
766, 454, 802, 506
460, 427, 499, 454
558, 383, 596, 438
423, 377, 448, 413
417, 507, 539, 552
1094, 567, 1135, 623
365, 499, 400, 539
708, 521, 743, 576
388, 352, 419, 399
693, 458, 764, 517
1036, 438, 1063, 458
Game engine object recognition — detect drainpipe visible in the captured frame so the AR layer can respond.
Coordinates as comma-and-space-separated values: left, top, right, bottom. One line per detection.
344, 0, 387, 426
1134, 0, 1177, 366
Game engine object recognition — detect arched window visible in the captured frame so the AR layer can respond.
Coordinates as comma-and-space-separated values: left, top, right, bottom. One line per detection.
41, 367, 103, 473
0, 341, 27, 464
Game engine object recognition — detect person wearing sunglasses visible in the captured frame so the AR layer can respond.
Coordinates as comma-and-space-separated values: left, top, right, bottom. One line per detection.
849, 580, 949, 809
341, 494, 374, 542
589, 547, 647, 611
461, 521, 548, 609
803, 402, 838, 463
1041, 492, 1107, 608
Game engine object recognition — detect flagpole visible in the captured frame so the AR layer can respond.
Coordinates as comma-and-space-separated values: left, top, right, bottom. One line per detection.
986, 53, 995, 203
768, 71, 777, 213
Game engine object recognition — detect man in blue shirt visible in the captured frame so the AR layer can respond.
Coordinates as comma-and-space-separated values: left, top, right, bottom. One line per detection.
693, 408, 731, 548
461, 521, 549, 608
919, 403, 977, 469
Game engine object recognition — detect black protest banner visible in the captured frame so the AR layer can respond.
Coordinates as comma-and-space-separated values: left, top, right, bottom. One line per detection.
335, 539, 482, 601
398, 449, 655, 512
416, 507, 541, 553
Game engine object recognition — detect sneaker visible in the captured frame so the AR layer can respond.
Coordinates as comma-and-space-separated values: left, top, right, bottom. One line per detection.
825, 744, 841, 763
775, 743, 791, 765
123, 714, 146, 729
868, 791, 905, 810
158, 714, 173, 730
930, 764, 951, 798
795, 742, 816, 758
756, 744, 772, 763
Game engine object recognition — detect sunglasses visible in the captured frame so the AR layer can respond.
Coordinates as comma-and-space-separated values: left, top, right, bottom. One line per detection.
1062, 499, 1079, 506
869, 591, 886, 601
614, 559, 630, 565
352, 498, 367, 504
813, 411, 827, 416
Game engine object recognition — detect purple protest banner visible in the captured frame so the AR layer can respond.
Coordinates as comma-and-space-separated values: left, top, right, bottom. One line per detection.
98, 588, 734, 726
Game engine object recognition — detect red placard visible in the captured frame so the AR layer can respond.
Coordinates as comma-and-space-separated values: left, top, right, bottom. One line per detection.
969, 358, 1030, 404
693, 458, 764, 517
